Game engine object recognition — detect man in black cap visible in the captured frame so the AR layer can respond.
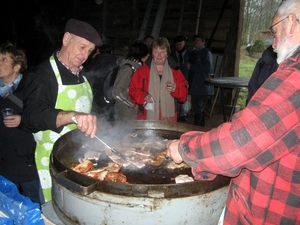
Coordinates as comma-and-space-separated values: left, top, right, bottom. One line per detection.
22, 18, 102, 203
171, 35, 191, 122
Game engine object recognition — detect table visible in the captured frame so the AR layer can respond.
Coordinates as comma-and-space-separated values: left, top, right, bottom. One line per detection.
206, 77, 250, 122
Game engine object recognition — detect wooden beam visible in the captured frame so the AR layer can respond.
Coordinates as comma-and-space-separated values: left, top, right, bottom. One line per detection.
206, 0, 230, 48
178, 0, 185, 34
195, 0, 203, 34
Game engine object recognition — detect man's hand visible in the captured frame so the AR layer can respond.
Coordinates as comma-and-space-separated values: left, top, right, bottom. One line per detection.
71, 113, 97, 138
3, 115, 21, 128
57, 111, 98, 138
166, 139, 183, 163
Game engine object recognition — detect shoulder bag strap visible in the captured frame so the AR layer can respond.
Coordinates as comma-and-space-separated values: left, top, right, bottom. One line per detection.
7, 94, 23, 108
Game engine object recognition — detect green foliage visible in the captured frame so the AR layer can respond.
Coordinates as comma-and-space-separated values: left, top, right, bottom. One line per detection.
242, 0, 282, 45
238, 46, 258, 108
249, 39, 266, 58
240, 46, 258, 77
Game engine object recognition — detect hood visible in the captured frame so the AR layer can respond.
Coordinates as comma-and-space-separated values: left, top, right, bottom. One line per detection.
144, 56, 180, 70
117, 57, 142, 70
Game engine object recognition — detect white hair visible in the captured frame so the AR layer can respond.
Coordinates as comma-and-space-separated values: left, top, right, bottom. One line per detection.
275, 0, 300, 19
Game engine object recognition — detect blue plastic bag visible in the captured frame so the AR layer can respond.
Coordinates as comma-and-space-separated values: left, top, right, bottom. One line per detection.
0, 214, 14, 225
0, 175, 44, 225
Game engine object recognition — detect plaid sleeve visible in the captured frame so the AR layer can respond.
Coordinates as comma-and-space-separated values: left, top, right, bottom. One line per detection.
179, 68, 300, 181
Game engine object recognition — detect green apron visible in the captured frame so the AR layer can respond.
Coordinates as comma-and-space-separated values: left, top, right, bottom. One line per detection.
33, 55, 93, 202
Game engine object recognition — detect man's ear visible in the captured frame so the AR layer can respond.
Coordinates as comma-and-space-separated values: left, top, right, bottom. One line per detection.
62, 32, 72, 45
289, 13, 298, 36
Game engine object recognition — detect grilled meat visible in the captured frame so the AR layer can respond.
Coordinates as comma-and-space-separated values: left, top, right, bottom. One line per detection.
72, 159, 94, 173
104, 172, 127, 183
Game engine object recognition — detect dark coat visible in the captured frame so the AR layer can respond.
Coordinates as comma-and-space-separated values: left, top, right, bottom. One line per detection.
22, 53, 86, 133
189, 47, 214, 96
82, 53, 121, 119
247, 45, 278, 102
0, 73, 39, 183
170, 47, 191, 80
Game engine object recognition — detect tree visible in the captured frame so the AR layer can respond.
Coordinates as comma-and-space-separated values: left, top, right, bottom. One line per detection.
242, 0, 281, 45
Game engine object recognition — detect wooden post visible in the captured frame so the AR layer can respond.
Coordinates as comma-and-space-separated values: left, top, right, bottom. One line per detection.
195, 0, 203, 34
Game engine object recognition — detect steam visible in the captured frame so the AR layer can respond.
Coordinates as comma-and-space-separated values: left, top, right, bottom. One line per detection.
69, 118, 136, 160
67, 118, 168, 172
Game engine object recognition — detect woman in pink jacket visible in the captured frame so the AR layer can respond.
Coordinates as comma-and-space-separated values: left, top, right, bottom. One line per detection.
128, 37, 188, 122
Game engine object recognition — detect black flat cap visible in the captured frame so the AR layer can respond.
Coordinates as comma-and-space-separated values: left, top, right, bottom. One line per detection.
173, 35, 186, 43
65, 19, 102, 46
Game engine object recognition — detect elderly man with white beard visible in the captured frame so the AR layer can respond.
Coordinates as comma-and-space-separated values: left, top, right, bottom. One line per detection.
167, 0, 300, 224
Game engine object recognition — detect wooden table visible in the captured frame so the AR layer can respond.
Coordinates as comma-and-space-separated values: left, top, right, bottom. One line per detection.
206, 77, 250, 122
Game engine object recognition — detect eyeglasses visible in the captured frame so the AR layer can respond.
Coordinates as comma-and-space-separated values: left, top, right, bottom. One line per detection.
268, 15, 289, 36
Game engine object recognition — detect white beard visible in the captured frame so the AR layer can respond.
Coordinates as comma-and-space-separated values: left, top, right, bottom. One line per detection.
273, 30, 293, 64
274, 44, 290, 64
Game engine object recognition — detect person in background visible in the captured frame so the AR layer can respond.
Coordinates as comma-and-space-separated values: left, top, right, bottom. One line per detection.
0, 43, 43, 206
112, 42, 149, 120
247, 44, 278, 104
83, 43, 120, 121
144, 35, 154, 50
167, 0, 300, 224
22, 19, 102, 202
129, 37, 188, 122
170, 35, 191, 122
189, 35, 214, 126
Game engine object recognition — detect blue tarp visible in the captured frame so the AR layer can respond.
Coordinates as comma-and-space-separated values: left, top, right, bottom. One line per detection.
0, 175, 44, 225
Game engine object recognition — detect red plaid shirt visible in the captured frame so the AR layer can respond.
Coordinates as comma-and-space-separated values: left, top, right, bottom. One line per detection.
179, 47, 300, 224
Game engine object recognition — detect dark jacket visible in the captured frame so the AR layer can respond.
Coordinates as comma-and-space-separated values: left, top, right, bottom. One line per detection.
247, 45, 278, 102
170, 46, 191, 80
189, 47, 214, 95
22, 52, 86, 133
83, 53, 121, 118
0, 73, 39, 183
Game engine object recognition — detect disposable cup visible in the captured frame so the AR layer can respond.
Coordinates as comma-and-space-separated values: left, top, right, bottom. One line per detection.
2, 108, 14, 119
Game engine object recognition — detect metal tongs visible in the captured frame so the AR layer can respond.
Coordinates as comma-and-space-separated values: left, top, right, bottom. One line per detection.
71, 116, 135, 165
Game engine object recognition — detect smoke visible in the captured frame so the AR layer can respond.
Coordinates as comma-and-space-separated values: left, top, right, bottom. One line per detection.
63, 119, 167, 169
